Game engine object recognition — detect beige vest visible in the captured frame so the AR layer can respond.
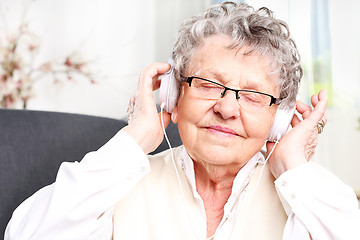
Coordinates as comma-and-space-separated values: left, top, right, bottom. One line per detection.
113, 147, 287, 239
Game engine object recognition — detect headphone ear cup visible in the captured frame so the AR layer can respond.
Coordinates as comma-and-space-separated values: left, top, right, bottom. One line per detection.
268, 105, 296, 142
159, 59, 178, 113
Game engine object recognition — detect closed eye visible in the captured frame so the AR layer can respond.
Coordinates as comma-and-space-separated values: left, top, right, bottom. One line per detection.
199, 83, 222, 89
240, 92, 262, 103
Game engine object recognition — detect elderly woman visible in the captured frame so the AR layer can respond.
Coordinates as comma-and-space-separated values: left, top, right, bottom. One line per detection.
5, 2, 360, 240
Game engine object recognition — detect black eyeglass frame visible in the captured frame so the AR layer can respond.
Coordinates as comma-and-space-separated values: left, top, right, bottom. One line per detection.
186, 76, 281, 106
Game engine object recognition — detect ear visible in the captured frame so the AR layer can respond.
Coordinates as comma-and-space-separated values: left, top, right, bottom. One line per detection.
171, 105, 178, 123
171, 85, 185, 124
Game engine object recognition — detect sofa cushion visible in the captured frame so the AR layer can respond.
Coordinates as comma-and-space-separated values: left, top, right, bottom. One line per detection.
0, 109, 181, 236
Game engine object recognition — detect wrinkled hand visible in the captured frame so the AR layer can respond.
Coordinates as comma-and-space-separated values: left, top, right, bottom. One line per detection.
123, 63, 171, 154
266, 90, 328, 178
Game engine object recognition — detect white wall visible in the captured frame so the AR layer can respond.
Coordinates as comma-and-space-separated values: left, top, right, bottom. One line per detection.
154, 0, 211, 62
0, 0, 209, 119
1, 0, 155, 118
321, 0, 360, 195
30, 0, 157, 119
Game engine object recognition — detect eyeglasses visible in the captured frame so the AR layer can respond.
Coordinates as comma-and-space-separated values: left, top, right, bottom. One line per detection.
185, 76, 281, 109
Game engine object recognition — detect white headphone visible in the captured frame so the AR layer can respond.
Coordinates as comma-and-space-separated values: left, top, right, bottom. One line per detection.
159, 60, 295, 142
159, 59, 179, 114
267, 106, 295, 142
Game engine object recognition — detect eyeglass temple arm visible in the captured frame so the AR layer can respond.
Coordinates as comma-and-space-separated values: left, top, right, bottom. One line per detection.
271, 97, 282, 106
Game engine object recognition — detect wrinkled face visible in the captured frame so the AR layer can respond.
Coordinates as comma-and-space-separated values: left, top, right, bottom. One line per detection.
172, 35, 279, 168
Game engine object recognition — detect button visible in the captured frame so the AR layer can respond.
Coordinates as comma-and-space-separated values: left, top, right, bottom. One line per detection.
290, 193, 296, 200
282, 180, 287, 187
181, 161, 186, 170
178, 159, 185, 170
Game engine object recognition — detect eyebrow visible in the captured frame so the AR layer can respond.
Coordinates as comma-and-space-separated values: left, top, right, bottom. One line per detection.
241, 80, 264, 91
199, 69, 265, 91
199, 70, 230, 85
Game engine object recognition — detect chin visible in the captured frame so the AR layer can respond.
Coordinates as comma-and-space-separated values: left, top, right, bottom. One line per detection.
193, 143, 242, 165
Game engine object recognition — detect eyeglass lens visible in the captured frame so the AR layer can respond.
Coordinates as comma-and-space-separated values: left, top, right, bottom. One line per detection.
188, 77, 273, 109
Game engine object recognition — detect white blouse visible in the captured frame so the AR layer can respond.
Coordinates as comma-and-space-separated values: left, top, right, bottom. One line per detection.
5, 130, 360, 240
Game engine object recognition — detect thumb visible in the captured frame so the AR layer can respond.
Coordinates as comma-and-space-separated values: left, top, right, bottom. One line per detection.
158, 111, 171, 129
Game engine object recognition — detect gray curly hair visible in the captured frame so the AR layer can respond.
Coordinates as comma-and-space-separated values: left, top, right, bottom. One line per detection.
171, 1, 302, 108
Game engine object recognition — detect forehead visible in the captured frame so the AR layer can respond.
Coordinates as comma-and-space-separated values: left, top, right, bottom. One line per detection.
186, 35, 279, 92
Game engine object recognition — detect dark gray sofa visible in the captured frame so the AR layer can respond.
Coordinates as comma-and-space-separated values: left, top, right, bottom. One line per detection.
0, 109, 181, 237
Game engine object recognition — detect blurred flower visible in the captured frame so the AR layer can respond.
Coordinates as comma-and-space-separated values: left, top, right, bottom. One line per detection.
0, 23, 96, 109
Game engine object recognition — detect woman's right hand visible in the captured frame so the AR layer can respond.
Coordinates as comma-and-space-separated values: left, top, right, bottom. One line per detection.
123, 62, 172, 154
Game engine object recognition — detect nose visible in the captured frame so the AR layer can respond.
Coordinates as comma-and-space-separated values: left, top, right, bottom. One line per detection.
213, 91, 241, 119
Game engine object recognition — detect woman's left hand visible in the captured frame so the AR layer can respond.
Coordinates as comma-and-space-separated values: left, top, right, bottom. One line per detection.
266, 89, 328, 178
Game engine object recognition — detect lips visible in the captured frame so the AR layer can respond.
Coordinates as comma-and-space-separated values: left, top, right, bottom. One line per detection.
206, 125, 239, 137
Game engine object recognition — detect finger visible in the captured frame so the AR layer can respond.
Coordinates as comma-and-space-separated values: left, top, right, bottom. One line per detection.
152, 69, 170, 91
307, 89, 328, 126
311, 94, 318, 108
317, 90, 328, 124
296, 101, 312, 119
312, 92, 327, 124
291, 113, 301, 127
139, 62, 171, 92
318, 89, 328, 101
296, 101, 311, 114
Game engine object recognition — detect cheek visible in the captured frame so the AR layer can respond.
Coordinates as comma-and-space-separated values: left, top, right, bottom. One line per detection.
242, 110, 276, 139
176, 92, 196, 134
177, 88, 209, 123
176, 91, 213, 144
